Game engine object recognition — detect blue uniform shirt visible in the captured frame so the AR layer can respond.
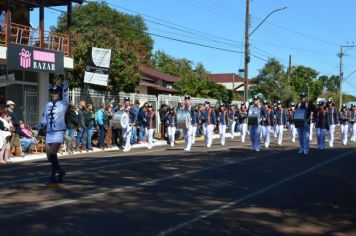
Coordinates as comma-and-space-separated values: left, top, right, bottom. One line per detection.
202, 108, 216, 125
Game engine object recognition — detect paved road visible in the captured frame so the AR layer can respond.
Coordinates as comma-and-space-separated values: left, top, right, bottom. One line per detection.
0, 137, 356, 236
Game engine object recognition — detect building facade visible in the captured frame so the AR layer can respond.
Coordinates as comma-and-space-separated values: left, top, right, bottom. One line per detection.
0, 0, 83, 126
210, 73, 253, 99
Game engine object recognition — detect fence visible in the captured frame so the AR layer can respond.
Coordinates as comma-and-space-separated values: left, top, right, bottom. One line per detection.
69, 88, 242, 136
69, 88, 157, 109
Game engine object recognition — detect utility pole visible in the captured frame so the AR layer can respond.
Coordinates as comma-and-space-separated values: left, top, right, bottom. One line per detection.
232, 73, 235, 98
243, 0, 250, 102
287, 54, 291, 86
243, 3, 287, 102
338, 43, 356, 108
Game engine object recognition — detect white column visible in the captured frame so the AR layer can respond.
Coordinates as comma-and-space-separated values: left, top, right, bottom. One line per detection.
38, 72, 49, 123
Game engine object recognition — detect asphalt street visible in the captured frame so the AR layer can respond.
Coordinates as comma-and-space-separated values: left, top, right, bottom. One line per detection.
0, 135, 356, 236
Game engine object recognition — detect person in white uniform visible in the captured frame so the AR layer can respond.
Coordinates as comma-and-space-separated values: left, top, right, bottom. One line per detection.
202, 101, 216, 148
38, 80, 68, 184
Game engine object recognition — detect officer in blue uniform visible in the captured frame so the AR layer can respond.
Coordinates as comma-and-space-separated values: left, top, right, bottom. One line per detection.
261, 100, 274, 148
165, 106, 177, 147
326, 98, 338, 147
202, 101, 216, 148
315, 101, 329, 150
218, 103, 229, 145
183, 95, 196, 151
274, 100, 287, 145
249, 95, 263, 152
296, 92, 313, 155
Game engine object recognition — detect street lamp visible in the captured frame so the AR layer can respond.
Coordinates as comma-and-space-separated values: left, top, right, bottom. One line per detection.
243, 2, 287, 102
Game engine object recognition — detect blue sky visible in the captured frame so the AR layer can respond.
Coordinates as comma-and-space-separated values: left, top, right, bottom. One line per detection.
31, 0, 356, 95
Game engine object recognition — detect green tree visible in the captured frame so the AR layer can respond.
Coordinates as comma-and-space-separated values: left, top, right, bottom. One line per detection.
291, 65, 320, 102
54, 1, 152, 92
152, 51, 231, 101
253, 58, 296, 104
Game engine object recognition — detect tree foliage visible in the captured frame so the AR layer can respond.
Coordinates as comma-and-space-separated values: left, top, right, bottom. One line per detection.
54, 1, 152, 92
253, 58, 344, 105
152, 51, 232, 102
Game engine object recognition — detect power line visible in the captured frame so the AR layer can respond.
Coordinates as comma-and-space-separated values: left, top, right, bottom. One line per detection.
98, 1, 341, 59
94, 0, 244, 46
250, 39, 336, 56
250, 14, 339, 46
147, 32, 243, 54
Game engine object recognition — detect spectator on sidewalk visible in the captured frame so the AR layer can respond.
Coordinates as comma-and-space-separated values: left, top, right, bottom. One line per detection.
19, 120, 36, 153
85, 103, 95, 152
76, 100, 86, 152
6, 100, 25, 157
138, 102, 148, 144
105, 105, 114, 148
65, 103, 79, 154
0, 109, 12, 164
96, 103, 108, 150
131, 100, 140, 144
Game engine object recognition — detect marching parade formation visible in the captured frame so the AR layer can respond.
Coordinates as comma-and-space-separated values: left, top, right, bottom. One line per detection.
2, 80, 356, 185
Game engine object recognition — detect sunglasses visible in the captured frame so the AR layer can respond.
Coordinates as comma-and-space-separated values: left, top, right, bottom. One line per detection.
51, 91, 60, 94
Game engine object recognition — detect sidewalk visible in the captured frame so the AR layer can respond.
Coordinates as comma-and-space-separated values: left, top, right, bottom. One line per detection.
9, 140, 168, 163
9, 132, 241, 164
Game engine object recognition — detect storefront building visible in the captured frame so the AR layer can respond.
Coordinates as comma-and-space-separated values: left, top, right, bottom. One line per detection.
0, 0, 83, 126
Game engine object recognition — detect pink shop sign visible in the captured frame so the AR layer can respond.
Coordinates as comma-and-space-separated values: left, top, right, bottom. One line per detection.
33, 50, 55, 63
19, 49, 31, 69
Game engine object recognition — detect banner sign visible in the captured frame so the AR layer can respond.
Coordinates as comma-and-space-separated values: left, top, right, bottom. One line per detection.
7, 43, 64, 74
84, 47, 111, 86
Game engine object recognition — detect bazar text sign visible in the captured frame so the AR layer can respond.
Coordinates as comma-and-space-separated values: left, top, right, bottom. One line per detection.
7, 43, 64, 74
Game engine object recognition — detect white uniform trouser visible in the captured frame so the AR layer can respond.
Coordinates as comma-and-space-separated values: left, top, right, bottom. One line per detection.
328, 124, 336, 147
230, 121, 236, 139
123, 126, 132, 150
147, 128, 155, 149
262, 126, 272, 148
219, 124, 226, 145
316, 128, 327, 149
167, 126, 176, 146
351, 123, 356, 142
191, 126, 197, 144
184, 126, 193, 150
249, 125, 261, 151
241, 123, 248, 142
203, 123, 214, 148
276, 125, 284, 145
341, 124, 348, 145
309, 123, 314, 141
273, 125, 277, 138
289, 124, 297, 143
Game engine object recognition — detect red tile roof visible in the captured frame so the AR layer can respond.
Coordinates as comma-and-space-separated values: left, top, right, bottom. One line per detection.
209, 73, 245, 83
140, 65, 180, 83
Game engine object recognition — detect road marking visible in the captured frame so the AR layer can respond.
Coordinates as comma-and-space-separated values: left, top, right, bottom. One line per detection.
0, 149, 274, 220
158, 149, 356, 236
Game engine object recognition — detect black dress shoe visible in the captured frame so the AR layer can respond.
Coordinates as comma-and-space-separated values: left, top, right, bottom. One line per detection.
58, 171, 66, 183
45, 176, 57, 185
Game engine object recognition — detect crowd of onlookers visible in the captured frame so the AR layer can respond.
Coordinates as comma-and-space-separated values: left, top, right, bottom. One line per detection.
0, 98, 155, 162
0, 100, 37, 164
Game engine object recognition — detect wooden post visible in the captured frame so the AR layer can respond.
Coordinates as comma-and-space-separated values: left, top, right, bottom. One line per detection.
67, 2, 72, 56
5, 0, 11, 46
39, 6, 44, 48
